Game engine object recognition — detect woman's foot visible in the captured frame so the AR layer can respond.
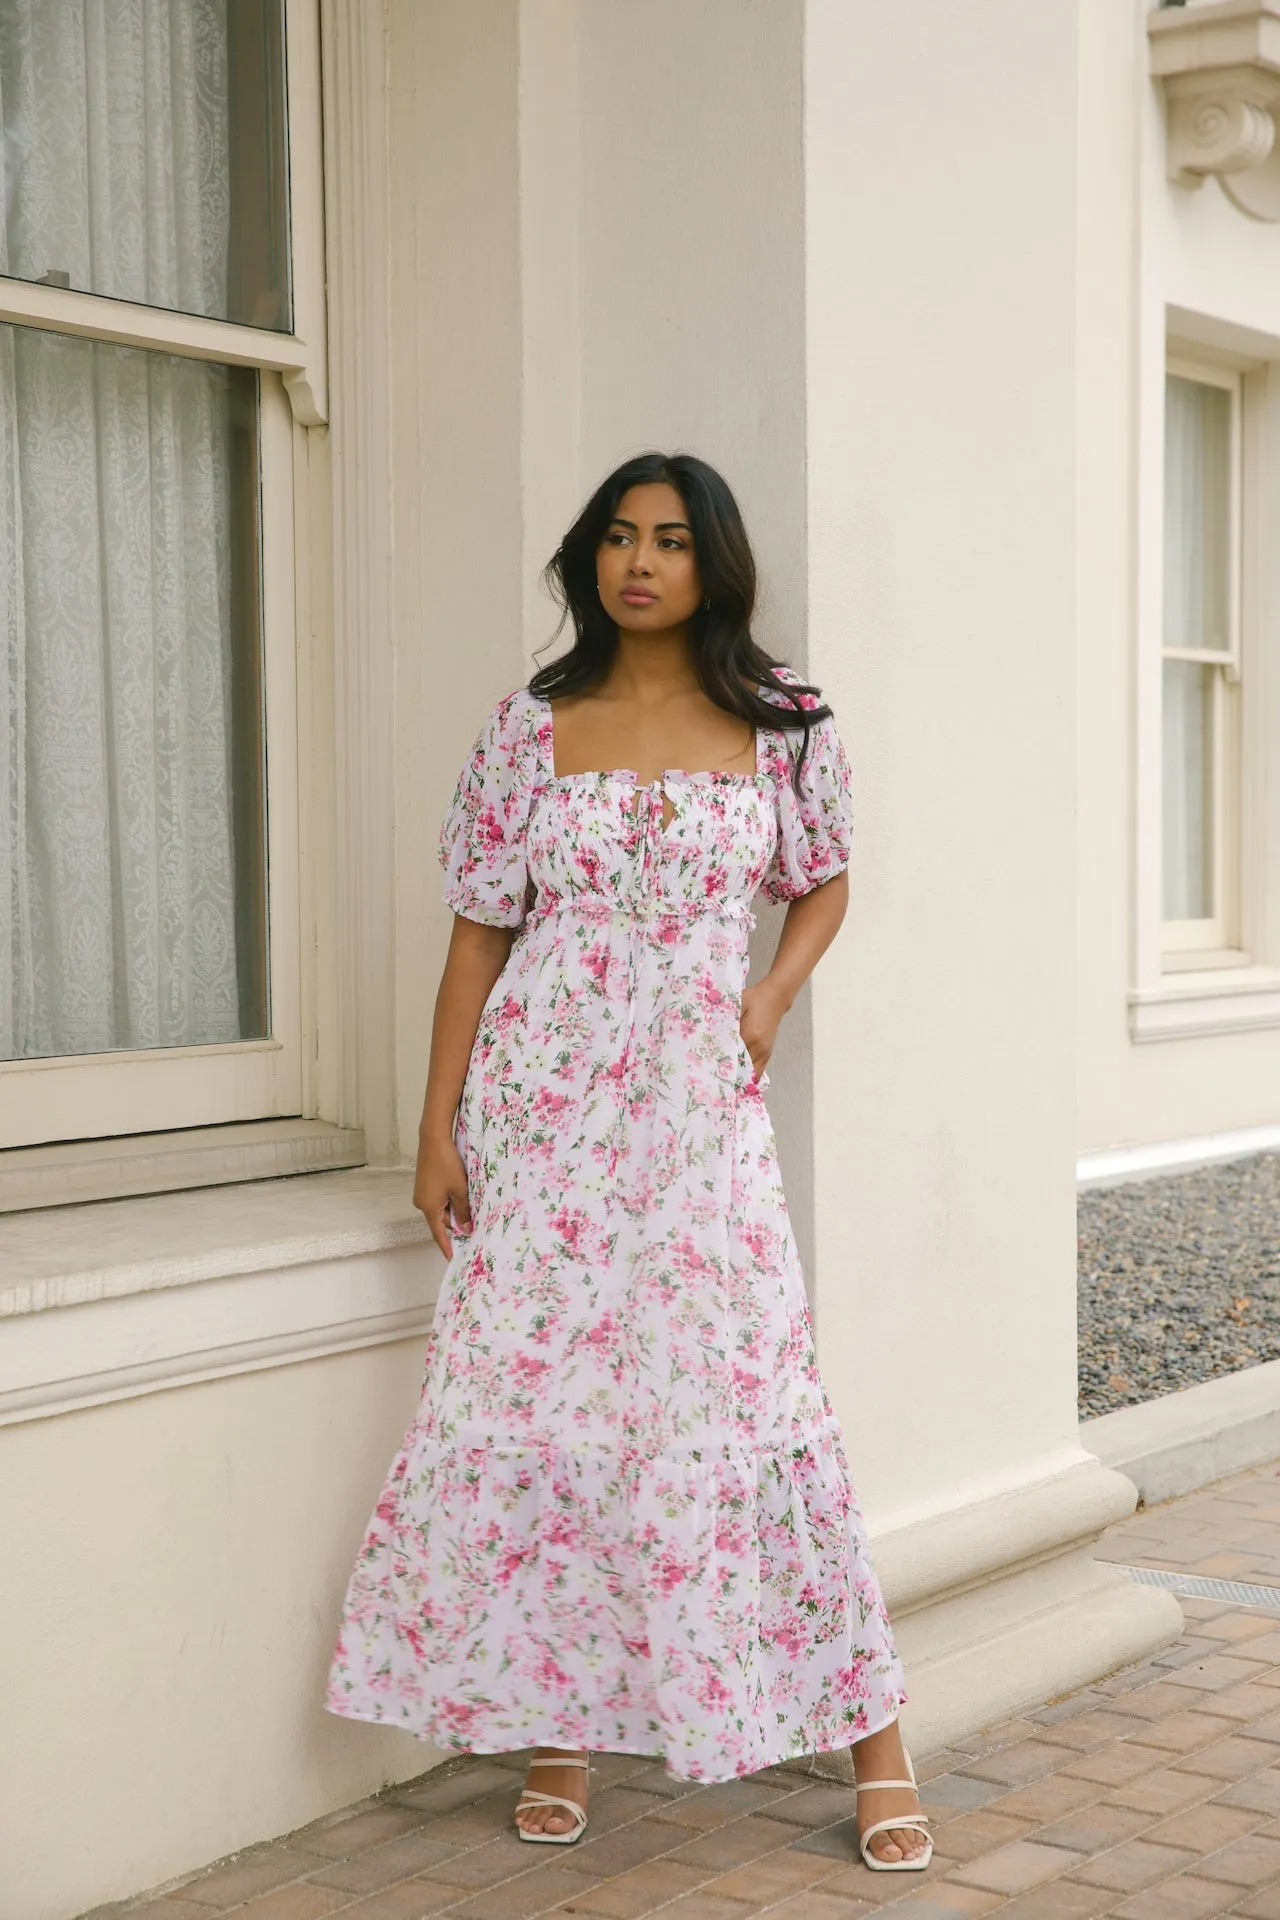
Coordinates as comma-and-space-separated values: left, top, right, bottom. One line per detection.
515, 1747, 590, 1839
853, 1721, 931, 1866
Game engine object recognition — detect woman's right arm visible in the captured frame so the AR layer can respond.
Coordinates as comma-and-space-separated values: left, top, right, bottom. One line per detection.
415, 914, 516, 1257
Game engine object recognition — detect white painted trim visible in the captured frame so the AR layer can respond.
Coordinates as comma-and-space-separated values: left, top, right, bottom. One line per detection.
2, 1304, 432, 1427
1135, 323, 1280, 1043
282, 0, 329, 425
1, 1250, 435, 1427
1129, 962, 1280, 1039
260, 371, 306, 1106
1083, 1354, 1280, 1506
0, 377, 307, 1148
1078, 1118, 1280, 1187
0, 1168, 427, 1313
321, 0, 398, 1156
0, 1167, 437, 1424
0, 1120, 364, 1213
1159, 355, 1242, 959
0, 278, 325, 426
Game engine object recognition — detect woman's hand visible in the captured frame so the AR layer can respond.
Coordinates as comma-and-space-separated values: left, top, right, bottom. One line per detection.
415, 1131, 472, 1260
740, 978, 788, 1081
415, 914, 514, 1260
739, 875, 849, 1079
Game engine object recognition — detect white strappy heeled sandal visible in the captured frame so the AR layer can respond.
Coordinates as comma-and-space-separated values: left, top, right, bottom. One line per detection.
515, 1753, 590, 1846
855, 1744, 933, 1872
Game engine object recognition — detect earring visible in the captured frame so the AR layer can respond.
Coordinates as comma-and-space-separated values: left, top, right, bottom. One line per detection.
703, 596, 712, 611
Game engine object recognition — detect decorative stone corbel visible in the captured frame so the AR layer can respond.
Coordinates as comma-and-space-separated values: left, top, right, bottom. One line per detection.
1150, 0, 1280, 220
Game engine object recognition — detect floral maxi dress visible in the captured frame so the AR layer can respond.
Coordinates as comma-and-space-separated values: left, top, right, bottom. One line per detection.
325, 670, 908, 1781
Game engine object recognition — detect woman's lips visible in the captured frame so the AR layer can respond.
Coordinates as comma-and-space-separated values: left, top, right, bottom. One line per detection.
620, 590, 657, 605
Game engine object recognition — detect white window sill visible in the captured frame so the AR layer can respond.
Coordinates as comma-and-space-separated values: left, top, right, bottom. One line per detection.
0, 1168, 438, 1427
1128, 964, 1280, 1042
0, 1118, 367, 1213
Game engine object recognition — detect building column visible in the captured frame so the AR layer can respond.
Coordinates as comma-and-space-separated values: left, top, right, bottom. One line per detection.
802, 0, 1180, 1754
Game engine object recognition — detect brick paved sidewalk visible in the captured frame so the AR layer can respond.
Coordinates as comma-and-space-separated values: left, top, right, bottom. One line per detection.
92, 1458, 1280, 1920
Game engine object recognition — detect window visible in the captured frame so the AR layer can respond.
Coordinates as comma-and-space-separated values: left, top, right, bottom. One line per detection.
1161, 359, 1243, 966
0, 0, 321, 1154
0, 1, 289, 328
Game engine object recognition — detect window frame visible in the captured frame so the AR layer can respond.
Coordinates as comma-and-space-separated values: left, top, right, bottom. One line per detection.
1130, 318, 1280, 1043
1160, 354, 1243, 961
0, 0, 327, 1152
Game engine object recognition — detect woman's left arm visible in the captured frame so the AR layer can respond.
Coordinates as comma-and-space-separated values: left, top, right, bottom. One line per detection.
739, 870, 849, 1078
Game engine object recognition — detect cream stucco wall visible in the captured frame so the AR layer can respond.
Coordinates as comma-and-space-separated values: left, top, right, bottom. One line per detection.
1, 1340, 435, 1919
805, 0, 1082, 1522
389, 0, 529, 1163
1076, 0, 1280, 1154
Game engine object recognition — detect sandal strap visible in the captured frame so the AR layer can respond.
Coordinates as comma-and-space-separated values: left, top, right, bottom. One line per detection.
859, 1812, 931, 1835
515, 1789, 587, 1827
854, 1778, 921, 1794
860, 1814, 933, 1848
526, 1756, 590, 1770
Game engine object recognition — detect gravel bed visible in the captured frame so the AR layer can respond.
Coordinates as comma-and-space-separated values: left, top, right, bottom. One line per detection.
1078, 1151, 1280, 1419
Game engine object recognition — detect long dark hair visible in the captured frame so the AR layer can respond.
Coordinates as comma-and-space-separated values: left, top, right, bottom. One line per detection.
530, 452, 830, 789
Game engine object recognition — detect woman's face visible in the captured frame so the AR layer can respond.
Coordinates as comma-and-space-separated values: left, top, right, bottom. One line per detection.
596, 483, 704, 633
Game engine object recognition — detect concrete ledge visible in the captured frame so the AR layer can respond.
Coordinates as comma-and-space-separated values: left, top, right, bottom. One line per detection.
0, 1119, 368, 1213
1078, 1122, 1280, 1190
897, 1555, 1183, 1757
874, 1459, 1140, 1616
866, 1456, 1182, 1758
1083, 1357, 1280, 1506
0, 1169, 441, 1426
0, 1167, 430, 1315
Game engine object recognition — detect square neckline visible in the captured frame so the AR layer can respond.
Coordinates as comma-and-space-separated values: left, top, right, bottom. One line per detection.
530, 687, 777, 789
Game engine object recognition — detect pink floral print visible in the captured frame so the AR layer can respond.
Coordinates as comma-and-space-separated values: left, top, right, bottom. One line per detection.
325, 667, 908, 1780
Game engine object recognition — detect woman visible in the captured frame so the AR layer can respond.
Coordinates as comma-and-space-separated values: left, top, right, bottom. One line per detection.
326, 453, 931, 1871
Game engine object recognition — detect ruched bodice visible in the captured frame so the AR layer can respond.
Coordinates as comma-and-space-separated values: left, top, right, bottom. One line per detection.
524, 768, 778, 924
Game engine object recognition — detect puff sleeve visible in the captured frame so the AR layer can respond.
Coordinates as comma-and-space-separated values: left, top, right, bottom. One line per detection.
438, 690, 537, 927
759, 685, 853, 906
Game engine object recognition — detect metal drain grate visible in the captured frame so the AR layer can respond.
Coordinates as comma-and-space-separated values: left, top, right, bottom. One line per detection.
1116, 1563, 1280, 1613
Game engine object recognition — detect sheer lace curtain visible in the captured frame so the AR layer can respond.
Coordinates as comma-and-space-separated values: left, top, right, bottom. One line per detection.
0, 0, 243, 1061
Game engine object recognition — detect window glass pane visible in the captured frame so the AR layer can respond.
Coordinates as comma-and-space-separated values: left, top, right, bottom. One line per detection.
1162, 659, 1214, 922
0, 0, 290, 331
1163, 373, 1231, 654
0, 322, 268, 1061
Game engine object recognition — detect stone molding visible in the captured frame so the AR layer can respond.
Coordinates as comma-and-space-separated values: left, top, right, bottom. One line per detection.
1128, 963, 1280, 1040
874, 1455, 1183, 1756
0, 1119, 366, 1214
1150, 0, 1280, 219
1085, 1355, 1280, 1505
0, 1168, 436, 1424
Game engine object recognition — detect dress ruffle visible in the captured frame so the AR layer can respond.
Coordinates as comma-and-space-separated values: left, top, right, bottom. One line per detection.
325, 1424, 907, 1781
